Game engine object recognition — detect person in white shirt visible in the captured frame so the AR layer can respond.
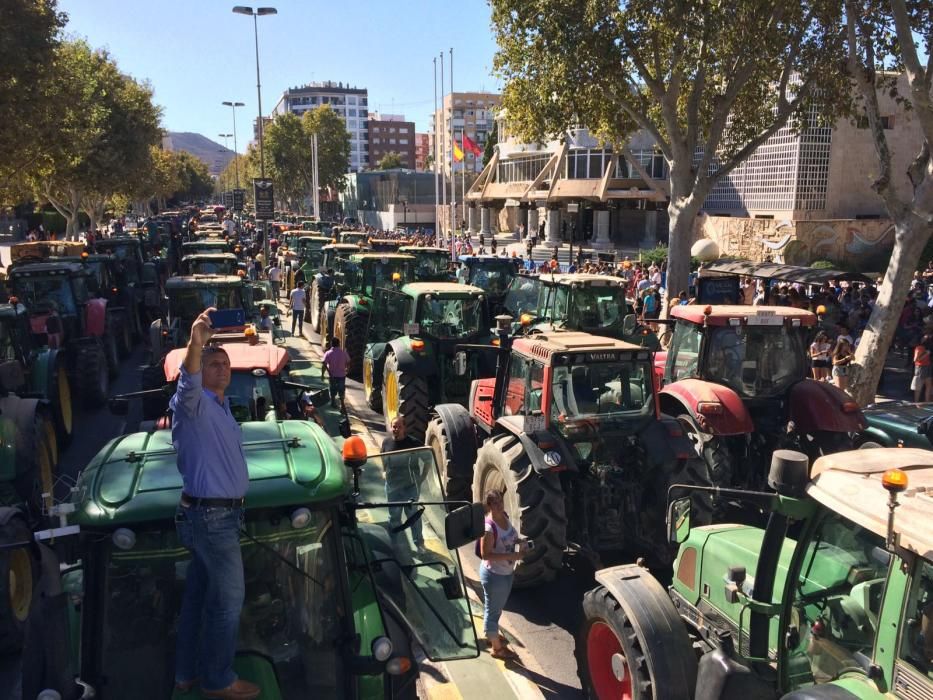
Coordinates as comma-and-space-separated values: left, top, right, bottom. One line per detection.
268, 263, 282, 299
288, 281, 307, 336
222, 217, 236, 237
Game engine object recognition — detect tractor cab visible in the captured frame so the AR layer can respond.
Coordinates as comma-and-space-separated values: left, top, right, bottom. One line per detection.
8, 261, 95, 336
180, 239, 232, 257
306, 244, 362, 334
457, 255, 520, 313
504, 272, 659, 348
399, 246, 453, 282
179, 252, 239, 276
339, 231, 370, 247
335, 253, 416, 300
295, 235, 331, 265
369, 238, 408, 252
92, 235, 162, 314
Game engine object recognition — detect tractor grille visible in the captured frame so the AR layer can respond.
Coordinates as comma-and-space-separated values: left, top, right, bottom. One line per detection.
893, 663, 933, 700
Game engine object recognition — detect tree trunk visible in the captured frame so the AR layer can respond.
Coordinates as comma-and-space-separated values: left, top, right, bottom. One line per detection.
848, 213, 931, 404
664, 169, 706, 313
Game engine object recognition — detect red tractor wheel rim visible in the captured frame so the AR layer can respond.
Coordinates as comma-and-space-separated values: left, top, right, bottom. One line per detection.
587, 621, 632, 700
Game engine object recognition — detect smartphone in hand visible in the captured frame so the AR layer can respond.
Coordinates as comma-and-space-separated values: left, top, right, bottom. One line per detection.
208, 308, 246, 330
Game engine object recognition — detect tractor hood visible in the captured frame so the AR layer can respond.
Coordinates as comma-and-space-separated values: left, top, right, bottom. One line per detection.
72, 421, 347, 528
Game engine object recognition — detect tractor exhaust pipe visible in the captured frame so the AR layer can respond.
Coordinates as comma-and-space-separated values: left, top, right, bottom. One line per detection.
490, 315, 513, 420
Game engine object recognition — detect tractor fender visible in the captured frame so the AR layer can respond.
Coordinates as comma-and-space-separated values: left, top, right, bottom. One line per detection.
592, 564, 698, 699
149, 319, 164, 363
779, 686, 864, 699
0, 395, 43, 470
659, 379, 753, 436
855, 425, 891, 447
83, 298, 108, 337
338, 294, 366, 312
788, 379, 865, 434
366, 342, 388, 377
639, 416, 698, 465
29, 348, 61, 399
493, 415, 578, 474
388, 337, 437, 377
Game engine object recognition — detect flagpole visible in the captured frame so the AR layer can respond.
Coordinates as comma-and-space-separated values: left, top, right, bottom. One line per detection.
439, 52, 446, 240
461, 127, 466, 236
449, 46, 455, 240
433, 56, 439, 245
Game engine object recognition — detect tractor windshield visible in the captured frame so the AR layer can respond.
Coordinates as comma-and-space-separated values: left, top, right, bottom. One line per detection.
566, 285, 627, 331
12, 275, 79, 316
704, 325, 808, 398
97, 242, 142, 282
417, 296, 485, 339
227, 372, 277, 422
505, 276, 541, 318
468, 261, 516, 296
97, 511, 344, 699
411, 252, 451, 282
550, 359, 654, 424
359, 259, 413, 297
169, 286, 244, 321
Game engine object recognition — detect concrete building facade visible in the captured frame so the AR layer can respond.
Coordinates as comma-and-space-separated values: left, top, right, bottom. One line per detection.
270, 81, 369, 171
414, 133, 430, 171
367, 113, 416, 170
432, 92, 501, 177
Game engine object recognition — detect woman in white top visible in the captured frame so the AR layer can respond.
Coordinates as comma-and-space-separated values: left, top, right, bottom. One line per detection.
478, 490, 527, 660
809, 331, 832, 381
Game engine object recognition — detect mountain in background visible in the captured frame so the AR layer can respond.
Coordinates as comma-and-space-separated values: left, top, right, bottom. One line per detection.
163, 132, 235, 177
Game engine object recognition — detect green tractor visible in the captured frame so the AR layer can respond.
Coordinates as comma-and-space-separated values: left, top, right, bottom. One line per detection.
21, 426, 483, 699
362, 282, 492, 439
307, 243, 361, 334
398, 246, 454, 282
93, 234, 164, 327
178, 252, 239, 276
457, 255, 521, 315
503, 272, 660, 349
322, 253, 417, 378
576, 447, 933, 699
147, 275, 252, 365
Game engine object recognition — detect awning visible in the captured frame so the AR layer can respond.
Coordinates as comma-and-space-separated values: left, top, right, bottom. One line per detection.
702, 259, 873, 285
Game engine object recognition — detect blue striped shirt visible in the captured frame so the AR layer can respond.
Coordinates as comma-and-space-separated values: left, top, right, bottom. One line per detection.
170, 365, 249, 499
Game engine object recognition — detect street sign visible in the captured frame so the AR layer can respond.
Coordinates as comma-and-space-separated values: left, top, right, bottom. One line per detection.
253, 178, 274, 219
233, 189, 245, 212
222, 191, 234, 209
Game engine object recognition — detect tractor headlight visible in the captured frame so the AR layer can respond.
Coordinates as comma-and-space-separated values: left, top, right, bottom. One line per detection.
371, 636, 393, 662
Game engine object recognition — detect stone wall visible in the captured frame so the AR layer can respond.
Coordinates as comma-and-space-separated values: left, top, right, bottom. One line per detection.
694, 213, 896, 268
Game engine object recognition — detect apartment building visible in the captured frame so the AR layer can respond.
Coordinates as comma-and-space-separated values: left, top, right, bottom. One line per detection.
367, 113, 416, 169
270, 81, 369, 171
432, 91, 500, 176
414, 133, 430, 171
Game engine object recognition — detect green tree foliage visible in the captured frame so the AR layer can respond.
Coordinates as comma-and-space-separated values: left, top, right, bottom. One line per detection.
0, 0, 67, 198
843, 0, 932, 404
491, 0, 849, 300
483, 120, 498, 167
377, 152, 404, 170
305, 105, 352, 192
171, 151, 214, 202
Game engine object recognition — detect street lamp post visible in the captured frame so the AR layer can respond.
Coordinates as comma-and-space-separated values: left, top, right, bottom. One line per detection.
221, 100, 245, 189
233, 5, 276, 261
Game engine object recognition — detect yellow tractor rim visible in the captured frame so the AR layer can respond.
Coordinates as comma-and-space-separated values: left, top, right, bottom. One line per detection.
9, 549, 32, 623
58, 369, 73, 435
384, 370, 399, 423
42, 418, 58, 468
363, 360, 373, 399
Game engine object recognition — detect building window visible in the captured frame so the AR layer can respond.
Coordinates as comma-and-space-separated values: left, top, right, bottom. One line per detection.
389, 139, 396, 145
399, 139, 409, 145
348, 108, 356, 116
361, 97, 368, 106
348, 96, 357, 105
389, 127, 396, 133
373, 138, 381, 144
373, 126, 380, 133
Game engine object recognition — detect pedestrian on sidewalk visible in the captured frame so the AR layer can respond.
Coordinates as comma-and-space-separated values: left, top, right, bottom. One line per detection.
831, 336, 855, 392
322, 336, 350, 409
913, 334, 933, 402
171, 309, 260, 700
268, 262, 282, 299
381, 416, 425, 551
289, 281, 307, 336
478, 490, 526, 660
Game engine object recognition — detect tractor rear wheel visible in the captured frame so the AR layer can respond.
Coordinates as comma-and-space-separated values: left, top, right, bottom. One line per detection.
363, 355, 382, 412
333, 303, 366, 378
114, 312, 133, 358
77, 344, 109, 409
103, 321, 120, 379
0, 511, 39, 655
577, 580, 697, 699
425, 406, 476, 503
472, 434, 566, 587
382, 352, 430, 440
309, 280, 325, 333
10, 410, 56, 520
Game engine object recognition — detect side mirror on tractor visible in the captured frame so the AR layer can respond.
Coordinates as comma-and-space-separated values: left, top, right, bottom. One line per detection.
445, 503, 485, 550
667, 497, 692, 545
622, 313, 638, 337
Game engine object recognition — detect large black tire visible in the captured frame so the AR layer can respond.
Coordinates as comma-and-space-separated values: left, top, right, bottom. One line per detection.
46, 353, 73, 447
425, 405, 477, 503
140, 363, 168, 420
382, 352, 430, 441
103, 324, 120, 380
362, 354, 382, 412
8, 407, 56, 521
309, 279, 325, 333
333, 303, 367, 378
576, 576, 697, 699
76, 344, 109, 409
0, 509, 40, 655
113, 311, 133, 358
472, 433, 567, 587
678, 415, 735, 487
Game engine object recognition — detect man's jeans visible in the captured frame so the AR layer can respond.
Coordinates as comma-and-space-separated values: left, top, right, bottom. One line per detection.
291, 309, 305, 335
386, 483, 423, 546
329, 376, 346, 404
174, 505, 245, 692
270, 280, 280, 299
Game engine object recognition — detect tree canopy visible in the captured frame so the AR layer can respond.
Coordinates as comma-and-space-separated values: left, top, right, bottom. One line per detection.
377, 152, 404, 170
492, 0, 850, 297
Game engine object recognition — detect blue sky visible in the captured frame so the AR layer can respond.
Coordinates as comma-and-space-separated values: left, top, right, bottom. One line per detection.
58, 0, 501, 151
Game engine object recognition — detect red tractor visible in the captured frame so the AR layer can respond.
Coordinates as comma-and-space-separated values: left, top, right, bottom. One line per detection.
427, 319, 706, 587
657, 304, 865, 490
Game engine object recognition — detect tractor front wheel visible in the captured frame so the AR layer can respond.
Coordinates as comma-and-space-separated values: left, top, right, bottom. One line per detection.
47, 354, 73, 446
363, 355, 382, 412
333, 303, 367, 378
425, 406, 476, 503
472, 433, 567, 587
577, 581, 697, 699
309, 280, 325, 333
77, 344, 109, 409
382, 352, 430, 440
0, 511, 39, 656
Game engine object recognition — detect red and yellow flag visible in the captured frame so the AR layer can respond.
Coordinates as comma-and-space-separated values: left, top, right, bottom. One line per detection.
452, 139, 464, 162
